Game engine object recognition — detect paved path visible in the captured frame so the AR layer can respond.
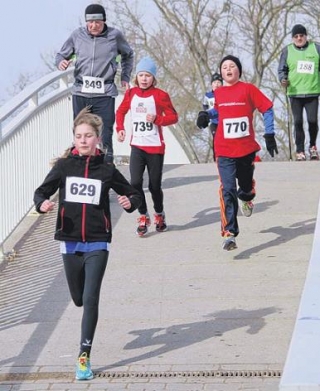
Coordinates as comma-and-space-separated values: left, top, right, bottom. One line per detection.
1, 162, 320, 391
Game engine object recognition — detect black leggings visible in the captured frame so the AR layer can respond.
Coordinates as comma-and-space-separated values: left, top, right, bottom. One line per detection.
289, 96, 319, 153
130, 146, 164, 215
62, 250, 109, 356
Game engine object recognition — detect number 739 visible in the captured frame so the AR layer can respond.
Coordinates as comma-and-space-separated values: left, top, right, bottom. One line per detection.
133, 121, 153, 132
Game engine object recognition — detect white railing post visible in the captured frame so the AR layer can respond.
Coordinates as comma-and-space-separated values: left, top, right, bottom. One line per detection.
0, 69, 75, 249
28, 93, 38, 109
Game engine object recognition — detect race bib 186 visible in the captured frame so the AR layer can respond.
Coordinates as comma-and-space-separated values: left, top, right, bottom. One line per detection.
65, 177, 102, 205
81, 76, 104, 94
223, 116, 250, 139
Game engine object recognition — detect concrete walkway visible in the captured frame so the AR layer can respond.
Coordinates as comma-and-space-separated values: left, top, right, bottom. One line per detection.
1, 161, 319, 391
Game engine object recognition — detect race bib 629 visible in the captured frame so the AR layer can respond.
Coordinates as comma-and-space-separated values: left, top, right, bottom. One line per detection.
65, 177, 102, 205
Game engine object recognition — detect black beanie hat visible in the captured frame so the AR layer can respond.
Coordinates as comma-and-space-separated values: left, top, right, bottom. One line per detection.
211, 72, 223, 83
291, 24, 307, 37
220, 55, 242, 78
85, 4, 106, 22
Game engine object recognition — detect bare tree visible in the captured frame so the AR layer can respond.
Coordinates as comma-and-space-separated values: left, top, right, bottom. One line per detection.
40, 50, 58, 72
230, 0, 320, 160
6, 72, 37, 97
107, 0, 233, 162
5, 0, 320, 161
106, 0, 320, 162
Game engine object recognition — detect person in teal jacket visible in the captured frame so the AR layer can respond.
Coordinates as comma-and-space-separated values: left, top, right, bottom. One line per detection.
278, 24, 320, 161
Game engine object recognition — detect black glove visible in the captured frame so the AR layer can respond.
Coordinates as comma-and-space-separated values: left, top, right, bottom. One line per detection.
196, 111, 210, 129
264, 134, 278, 158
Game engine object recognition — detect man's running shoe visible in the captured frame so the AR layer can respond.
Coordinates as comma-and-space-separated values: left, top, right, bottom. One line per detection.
296, 152, 306, 161
222, 233, 237, 251
136, 214, 151, 237
241, 201, 254, 217
154, 213, 168, 232
76, 352, 93, 381
309, 146, 319, 160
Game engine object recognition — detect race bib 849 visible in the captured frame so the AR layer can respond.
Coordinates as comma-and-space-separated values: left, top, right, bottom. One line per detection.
81, 76, 104, 94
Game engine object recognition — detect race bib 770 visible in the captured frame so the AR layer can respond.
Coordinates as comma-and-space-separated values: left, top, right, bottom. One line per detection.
223, 116, 250, 139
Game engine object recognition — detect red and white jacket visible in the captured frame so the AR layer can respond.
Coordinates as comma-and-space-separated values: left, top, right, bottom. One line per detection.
116, 86, 178, 154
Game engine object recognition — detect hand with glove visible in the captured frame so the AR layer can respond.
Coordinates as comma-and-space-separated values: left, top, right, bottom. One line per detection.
263, 134, 278, 158
196, 111, 210, 129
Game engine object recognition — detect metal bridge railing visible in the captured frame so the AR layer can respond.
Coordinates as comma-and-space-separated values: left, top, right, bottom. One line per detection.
0, 69, 75, 254
0, 67, 195, 256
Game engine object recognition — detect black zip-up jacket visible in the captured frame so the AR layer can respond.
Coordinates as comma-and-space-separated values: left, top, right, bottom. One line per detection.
33, 151, 141, 243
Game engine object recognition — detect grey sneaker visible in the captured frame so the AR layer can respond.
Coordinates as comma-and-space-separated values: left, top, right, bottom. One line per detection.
222, 234, 237, 251
241, 201, 254, 217
296, 152, 306, 161
309, 146, 319, 160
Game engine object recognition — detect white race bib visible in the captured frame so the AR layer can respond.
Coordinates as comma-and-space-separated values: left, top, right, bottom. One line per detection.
65, 177, 102, 205
81, 76, 104, 94
207, 96, 215, 108
131, 95, 159, 144
297, 61, 315, 74
133, 121, 156, 137
223, 116, 250, 139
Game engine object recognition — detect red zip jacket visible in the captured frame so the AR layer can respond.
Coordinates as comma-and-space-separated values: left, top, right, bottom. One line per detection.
116, 86, 178, 154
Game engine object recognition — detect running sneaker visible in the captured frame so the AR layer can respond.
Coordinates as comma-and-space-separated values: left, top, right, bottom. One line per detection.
309, 146, 319, 160
222, 233, 237, 251
241, 201, 254, 217
136, 214, 151, 237
154, 213, 168, 232
296, 152, 306, 161
76, 352, 93, 381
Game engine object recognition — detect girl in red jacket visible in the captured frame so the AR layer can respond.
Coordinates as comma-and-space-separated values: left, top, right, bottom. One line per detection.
116, 57, 178, 236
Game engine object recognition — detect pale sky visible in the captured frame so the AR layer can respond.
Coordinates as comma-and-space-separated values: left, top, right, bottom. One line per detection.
0, 0, 97, 100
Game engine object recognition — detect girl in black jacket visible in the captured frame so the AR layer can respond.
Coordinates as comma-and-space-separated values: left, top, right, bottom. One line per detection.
34, 108, 141, 380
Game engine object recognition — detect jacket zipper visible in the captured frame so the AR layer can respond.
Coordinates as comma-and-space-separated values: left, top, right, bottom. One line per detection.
91, 38, 95, 76
82, 157, 90, 241
104, 215, 110, 233
60, 207, 65, 231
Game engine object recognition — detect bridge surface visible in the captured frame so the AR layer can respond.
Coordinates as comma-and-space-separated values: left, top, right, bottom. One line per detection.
0, 161, 320, 391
